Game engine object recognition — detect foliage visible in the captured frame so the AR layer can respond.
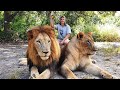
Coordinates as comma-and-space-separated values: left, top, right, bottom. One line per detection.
1, 11, 120, 42
0, 11, 4, 31
0, 31, 14, 42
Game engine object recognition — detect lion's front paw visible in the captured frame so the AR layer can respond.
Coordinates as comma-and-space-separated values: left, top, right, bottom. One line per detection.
112, 75, 119, 79
101, 71, 113, 79
30, 66, 39, 79
29, 73, 37, 79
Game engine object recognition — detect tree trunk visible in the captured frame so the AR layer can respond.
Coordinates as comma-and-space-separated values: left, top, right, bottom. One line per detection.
4, 11, 11, 32
4, 11, 20, 32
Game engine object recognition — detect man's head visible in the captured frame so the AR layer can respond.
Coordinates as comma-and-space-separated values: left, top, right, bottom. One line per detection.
59, 16, 66, 25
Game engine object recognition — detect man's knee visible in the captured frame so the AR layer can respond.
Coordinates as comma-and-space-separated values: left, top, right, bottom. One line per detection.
64, 39, 70, 44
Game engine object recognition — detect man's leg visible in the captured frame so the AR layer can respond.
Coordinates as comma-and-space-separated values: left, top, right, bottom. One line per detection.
58, 39, 62, 45
63, 39, 70, 45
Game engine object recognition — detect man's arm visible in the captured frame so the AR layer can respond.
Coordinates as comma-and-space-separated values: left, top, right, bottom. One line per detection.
50, 16, 54, 28
60, 25, 71, 44
63, 34, 71, 41
60, 33, 71, 44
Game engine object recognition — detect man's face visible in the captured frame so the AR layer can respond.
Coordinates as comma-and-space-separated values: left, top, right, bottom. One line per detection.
60, 17, 65, 25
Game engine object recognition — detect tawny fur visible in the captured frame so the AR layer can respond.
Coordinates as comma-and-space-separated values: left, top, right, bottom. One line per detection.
60, 32, 116, 79
26, 25, 61, 79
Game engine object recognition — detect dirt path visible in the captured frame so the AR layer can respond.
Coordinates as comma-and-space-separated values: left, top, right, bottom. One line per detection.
0, 42, 120, 79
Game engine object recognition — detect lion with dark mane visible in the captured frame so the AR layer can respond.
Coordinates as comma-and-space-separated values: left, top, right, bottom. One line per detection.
59, 32, 117, 79
26, 25, 61, 79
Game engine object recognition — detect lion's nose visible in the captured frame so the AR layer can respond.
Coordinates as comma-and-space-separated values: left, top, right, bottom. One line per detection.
42, 51, 49, 54
93, 46, 98, 51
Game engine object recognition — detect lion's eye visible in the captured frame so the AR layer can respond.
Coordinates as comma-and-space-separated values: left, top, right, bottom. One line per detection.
37, 40, 41, 44
87, 40, 91, 46
48, 40, 50, 43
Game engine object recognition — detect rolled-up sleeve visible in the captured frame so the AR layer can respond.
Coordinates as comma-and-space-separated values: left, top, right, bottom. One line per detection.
67, 25, 71, 34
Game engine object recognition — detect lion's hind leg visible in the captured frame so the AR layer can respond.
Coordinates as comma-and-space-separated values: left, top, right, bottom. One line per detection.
83, 63, 114, 79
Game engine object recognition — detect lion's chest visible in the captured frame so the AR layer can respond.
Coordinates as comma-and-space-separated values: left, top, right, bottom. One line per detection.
79, 57, 91, 68
37, 61, 57, 74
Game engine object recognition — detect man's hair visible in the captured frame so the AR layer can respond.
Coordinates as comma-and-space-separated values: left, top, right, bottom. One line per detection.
59, 16, 66, 20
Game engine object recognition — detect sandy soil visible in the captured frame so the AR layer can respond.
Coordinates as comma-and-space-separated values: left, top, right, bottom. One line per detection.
0, 42, 120, 79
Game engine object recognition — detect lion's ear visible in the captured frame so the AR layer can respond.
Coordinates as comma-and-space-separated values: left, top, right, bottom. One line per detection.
88, 32, 93, 38
27, 30, 33, 41
77, 32, 84, 40
27, 29, 40, 41
88, 32, 92, 35
32, 29, 40, 37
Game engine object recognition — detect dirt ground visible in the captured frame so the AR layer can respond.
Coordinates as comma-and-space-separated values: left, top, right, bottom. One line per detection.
0, 42, 120, 79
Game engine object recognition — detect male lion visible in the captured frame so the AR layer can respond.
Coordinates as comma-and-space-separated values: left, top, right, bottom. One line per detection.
26, 25, 61, 79
59, 32, 116, 79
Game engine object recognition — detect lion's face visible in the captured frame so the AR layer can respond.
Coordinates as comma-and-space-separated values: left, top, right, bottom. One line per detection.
34, 33, 51, 60
77, 32, 97, 55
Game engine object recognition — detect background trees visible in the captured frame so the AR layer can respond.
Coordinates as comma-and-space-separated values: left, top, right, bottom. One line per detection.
0, 11, 120, 42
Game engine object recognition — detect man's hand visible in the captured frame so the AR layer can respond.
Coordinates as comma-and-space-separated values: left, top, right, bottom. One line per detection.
60, 40, 64, 45
50, 15, 54, 20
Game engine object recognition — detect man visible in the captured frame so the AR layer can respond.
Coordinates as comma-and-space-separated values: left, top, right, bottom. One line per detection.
50, 15, 71, 46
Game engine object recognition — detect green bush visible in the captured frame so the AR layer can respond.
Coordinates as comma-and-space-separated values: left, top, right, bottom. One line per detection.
96, 24, 120, 42
0, 31, 14, 42
72, 22, 120, 42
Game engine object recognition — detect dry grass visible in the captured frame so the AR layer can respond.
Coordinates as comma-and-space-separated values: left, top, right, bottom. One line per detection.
9, 71, 22, 79
100, 46, 120, 56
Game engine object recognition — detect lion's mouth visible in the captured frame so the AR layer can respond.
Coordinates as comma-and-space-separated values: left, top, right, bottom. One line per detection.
88, 51, 96, 55
40, 56, 49, 60
37, 52, 50, 60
